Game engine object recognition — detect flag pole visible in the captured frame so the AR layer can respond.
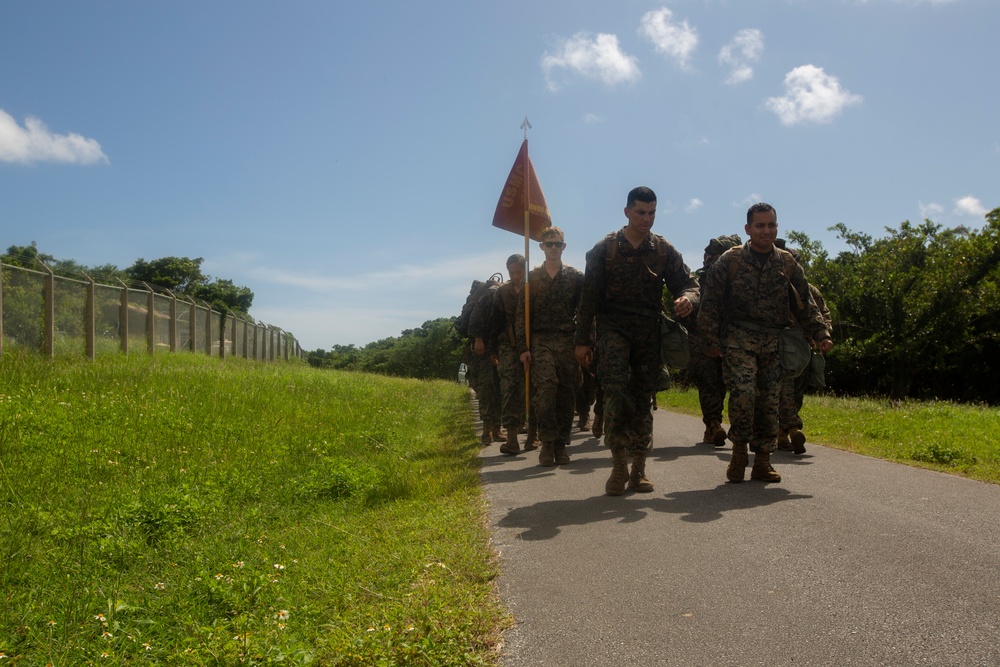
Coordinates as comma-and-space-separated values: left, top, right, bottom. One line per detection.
520, 116, 532, 424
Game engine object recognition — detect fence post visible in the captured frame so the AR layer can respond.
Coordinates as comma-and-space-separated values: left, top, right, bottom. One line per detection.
83, 272, 96, 360
167, 289, 178, 352
142, 282, 155, 355
219, 310, 227, 359
116, 278, 129, 354
242, 315, 250, 358
204, 302, 213, 357
39, 260, 55, 358
186, 296, 197, 352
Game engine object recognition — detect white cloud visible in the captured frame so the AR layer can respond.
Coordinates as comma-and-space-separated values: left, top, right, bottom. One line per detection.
954, 195, 987, 217
685, 198, 703, 212
719, 28, 764, 84
0, 109, 108, 165
542, 32, 641, 91
918, 201, 944, 219
583, 112, 603, 124
639, 7, 699, 70
765, 65, 863, 125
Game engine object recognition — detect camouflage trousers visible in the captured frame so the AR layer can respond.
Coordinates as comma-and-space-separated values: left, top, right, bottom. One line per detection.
469, 352, 501, 431
778, 366, 808, 431
529, 332, 579, 444
687, 350, 726, 427
721, 328, 784, 453
597, 317, 660, 452
497, 343, 526, 431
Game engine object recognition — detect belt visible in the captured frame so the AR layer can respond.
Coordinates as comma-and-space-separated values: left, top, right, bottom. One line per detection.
603, 303, 660, 318
730, 319, 783, 335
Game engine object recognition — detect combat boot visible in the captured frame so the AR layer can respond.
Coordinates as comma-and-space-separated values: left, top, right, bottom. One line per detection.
605, 449, 630, 496
554, 440, 571, 465
538, 442, 556, 467
751, 451, 782, 483
499, 430, 520, 456
492, 426, 505, 442
709, 422, 727, 447
727, 442, 749, 483
788, 428, 807, 455
578, 412, 590, 431
523, 421, 538, 451
480, 429, 492, 447
592, 413, 604, 439
776, 429, 793, 451
628, 449, 654, 492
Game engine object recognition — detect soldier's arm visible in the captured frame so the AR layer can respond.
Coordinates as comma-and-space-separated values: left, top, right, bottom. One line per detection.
575, 244, 604, 347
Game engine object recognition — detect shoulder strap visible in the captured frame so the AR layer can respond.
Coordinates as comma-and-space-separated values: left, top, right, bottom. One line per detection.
779, 250, 805, 311
604, 232, 618, 265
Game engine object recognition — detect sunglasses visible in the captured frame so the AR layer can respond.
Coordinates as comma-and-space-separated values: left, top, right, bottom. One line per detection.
542, 241, 565, 248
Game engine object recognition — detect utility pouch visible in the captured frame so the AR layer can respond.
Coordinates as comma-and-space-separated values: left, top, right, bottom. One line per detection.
807, 351, 826, 389
660, 314, 691, 370
778, 327, 811, 378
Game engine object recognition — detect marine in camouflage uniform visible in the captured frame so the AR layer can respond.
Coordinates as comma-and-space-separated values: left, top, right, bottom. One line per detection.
698, 203, 833, 483
777, 271, 832, 454
682, 234, 742, 447
575, 187, 700, 496
468, 282, 503, 446
517, 227, 584, 467
490, 254, 536, 456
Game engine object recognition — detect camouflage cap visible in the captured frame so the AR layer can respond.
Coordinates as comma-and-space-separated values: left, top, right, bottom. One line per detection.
704, 234, 742, 255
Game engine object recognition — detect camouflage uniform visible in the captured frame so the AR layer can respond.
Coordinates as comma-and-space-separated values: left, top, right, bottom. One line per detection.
778, 283, 832, 433
491, 280, 527, 435
517, 263, 584, 448
576, 230, 699, 453
468, 284, 502, 440
698, 244, 831, 453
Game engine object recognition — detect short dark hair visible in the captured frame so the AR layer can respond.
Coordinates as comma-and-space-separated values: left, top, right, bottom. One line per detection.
746, 202, 776, 225
627, 186, 657, 208
506, 254, 526, 267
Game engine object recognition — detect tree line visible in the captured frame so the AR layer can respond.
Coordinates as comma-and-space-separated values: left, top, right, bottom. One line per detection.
1, 242, 254, 315
308, 207, 1000, 406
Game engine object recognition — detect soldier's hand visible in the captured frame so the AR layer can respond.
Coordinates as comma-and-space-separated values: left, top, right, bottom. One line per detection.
575, 345, 593, 368
520, 351, 532, 367
474, 338, 486, 356
489, 354, 499, 366
818, 338, 834, 355
674, 296, 693, 318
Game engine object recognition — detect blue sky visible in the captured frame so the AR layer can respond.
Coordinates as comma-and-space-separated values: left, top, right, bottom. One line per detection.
1, 0, 997, 350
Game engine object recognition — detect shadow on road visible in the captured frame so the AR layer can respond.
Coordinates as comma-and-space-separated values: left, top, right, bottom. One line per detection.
495, 485, 813, 540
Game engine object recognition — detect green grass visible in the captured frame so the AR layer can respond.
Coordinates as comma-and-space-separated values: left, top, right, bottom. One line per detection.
0, 351, 508, 666
657, 385, 1000, 483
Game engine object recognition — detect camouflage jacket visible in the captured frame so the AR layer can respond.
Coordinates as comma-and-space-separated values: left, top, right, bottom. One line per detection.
489, 280, 523, 351
516, 263, 584, 354
697, 243, 831, 351
575, 229, 700, 345
467, 283, 500, 342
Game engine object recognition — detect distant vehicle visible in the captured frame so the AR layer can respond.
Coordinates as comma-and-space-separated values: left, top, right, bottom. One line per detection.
458, 363, 468, 385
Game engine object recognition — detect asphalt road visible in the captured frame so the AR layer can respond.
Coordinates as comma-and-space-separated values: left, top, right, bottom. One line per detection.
477, 404, 1000, 667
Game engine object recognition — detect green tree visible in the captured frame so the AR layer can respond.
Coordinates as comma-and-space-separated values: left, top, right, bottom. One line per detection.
125, 256, 206, 291
191, 278, 254, 315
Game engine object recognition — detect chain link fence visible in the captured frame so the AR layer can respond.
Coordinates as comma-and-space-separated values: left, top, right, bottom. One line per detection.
1, 261, 302, 361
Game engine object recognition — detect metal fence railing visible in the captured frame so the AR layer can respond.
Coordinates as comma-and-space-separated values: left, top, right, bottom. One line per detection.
0, 261, 303, 361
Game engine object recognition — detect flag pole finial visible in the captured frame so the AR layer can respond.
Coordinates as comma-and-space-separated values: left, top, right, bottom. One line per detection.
521, 116, 532, 140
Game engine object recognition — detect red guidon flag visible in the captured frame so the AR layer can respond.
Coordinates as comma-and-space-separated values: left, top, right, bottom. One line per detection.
492, 139, 551, 241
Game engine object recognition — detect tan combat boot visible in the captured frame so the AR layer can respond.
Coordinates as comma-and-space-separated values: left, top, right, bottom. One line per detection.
709, 422, 727, 448
554, 440, 571, 465
578, 412, 590, 431
499, 430, 520, 456
538, 442, 556, 467
628, 449, 654, 492
751, 450, 782, 483
523, 421, 538, 451
480, 429, 492, 447
591, 414, 604, 439
727, 442, 749, 483
605, 449, 630, 496
776, 429, 792, 451
788, 428, 807, 455
492, 426, 505, 442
